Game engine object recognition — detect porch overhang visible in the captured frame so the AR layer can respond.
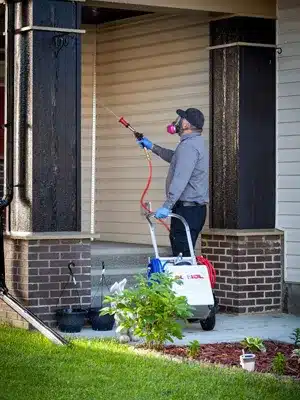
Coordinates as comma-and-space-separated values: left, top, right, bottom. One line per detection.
88, 0, 276, 18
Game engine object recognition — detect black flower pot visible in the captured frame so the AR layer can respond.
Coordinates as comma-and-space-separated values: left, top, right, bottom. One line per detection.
87, 307, 115, 331
55, 308, 87, 333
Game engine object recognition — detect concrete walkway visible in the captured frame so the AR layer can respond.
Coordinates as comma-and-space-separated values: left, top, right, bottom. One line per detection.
62, 313, 300, 345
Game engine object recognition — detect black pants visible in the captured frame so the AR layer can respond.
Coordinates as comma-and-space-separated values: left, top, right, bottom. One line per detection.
169, 202, 207, 257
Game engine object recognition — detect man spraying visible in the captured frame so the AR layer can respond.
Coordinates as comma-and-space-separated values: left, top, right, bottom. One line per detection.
137, 108, 208, 257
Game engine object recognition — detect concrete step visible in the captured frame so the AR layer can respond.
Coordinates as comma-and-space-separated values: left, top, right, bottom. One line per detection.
91, 241, 171, 269
91, 266, 145, 286
92, 253, 153, 270
90, 241, 171, 308
91, 241, 164, 254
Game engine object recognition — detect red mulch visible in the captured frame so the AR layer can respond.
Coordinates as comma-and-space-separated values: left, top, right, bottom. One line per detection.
162, 341, 300, 378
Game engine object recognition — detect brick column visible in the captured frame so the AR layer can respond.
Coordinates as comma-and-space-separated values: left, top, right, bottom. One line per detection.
0, 234, 94, 328
201, 230, 283, 313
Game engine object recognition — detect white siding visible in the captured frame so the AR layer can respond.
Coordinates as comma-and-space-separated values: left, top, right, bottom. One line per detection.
91, 13, 210, 246
81, 26, 96, 232
277, 1, 300, 283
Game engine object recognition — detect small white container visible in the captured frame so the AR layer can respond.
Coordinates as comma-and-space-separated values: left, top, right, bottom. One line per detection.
240, 353, 256, 372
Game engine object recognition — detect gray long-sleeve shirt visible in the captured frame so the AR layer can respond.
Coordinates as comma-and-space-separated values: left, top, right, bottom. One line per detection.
152, 132, 209, 210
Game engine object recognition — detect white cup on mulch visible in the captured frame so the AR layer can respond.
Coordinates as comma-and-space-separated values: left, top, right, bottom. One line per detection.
240, 353, 256, 372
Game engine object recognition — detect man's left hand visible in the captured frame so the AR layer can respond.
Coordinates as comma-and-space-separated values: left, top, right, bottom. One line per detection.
154, 207, 170, 219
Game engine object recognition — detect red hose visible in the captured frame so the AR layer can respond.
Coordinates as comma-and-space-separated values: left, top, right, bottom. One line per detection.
140, 156, 170, 232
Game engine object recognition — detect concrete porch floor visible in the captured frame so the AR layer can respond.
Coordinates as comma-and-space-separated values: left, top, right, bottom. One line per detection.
61, 312, 300, 345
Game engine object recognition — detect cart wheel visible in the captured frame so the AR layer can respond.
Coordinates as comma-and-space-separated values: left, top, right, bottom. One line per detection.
200, 313, 216, 331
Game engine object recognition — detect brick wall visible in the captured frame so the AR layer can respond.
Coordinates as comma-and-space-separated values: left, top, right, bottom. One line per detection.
0, 230, 285, 328
0, 238, 29, 328
201, 231, 283, 313
0, 236, 91, 328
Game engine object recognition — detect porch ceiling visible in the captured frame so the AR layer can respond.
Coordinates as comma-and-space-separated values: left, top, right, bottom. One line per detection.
88, 0, 276, 18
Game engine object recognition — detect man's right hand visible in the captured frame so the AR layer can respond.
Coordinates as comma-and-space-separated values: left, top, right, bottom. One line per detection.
137, 137, 153, 150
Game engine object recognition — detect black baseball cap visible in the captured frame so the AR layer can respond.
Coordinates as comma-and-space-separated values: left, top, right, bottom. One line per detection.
176, 108, 205, 130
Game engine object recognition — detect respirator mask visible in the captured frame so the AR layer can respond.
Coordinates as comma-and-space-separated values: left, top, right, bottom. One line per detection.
167, 108, 204, 135
167, 116, 183, 135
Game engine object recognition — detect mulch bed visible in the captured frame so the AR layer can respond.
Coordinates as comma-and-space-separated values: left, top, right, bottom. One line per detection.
162, 341, 300, 378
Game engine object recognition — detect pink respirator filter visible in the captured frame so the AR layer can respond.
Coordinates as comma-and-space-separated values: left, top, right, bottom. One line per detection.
167, 124, 177, 134
167, 116, 181, 134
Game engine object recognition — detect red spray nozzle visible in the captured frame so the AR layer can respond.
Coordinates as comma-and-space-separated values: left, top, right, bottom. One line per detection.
119, 117, 130, 128
119, 115, 142, 138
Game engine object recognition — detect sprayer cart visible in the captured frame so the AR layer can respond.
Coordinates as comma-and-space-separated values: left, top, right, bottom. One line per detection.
146, 212, 216, 331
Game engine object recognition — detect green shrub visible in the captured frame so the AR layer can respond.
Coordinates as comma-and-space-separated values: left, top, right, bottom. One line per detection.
272, 352, 286, 375
290, 328, 300, 348
101, 272, 193, 349
187, 340, 201, 359
240, 337, 266, 353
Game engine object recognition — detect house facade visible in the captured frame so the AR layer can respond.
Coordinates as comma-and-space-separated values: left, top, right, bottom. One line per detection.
277, 0, 300, 314
0, 0, 299, 328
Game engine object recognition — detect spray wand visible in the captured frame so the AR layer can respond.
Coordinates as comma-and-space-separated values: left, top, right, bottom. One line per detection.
100, 103, 169, 231
100, 104, 151, 161
118, 117, 151, 162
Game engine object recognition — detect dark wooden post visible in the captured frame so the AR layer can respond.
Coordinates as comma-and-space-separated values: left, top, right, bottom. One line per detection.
11, 0, 82, 232
209, 17, 276, 229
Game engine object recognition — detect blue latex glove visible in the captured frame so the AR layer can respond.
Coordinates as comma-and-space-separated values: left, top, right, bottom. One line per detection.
155, 207, 170, 219
136, 137, 153, 150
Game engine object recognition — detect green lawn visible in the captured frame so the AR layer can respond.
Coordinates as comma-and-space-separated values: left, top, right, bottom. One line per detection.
0, 326, 299, 400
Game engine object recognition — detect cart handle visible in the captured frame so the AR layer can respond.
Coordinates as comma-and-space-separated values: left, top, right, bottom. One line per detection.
145, 212, 196, 265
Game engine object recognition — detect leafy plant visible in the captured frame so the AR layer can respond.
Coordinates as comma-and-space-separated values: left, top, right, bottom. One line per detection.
240, 337, 266, 353
290, 328, 300, 348
271, 352, 286, 375
187, 340, 201, 359
100, 272, 193, 349
291, 348, 300, 364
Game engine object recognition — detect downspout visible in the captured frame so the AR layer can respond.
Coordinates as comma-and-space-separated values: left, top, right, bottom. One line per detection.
0, 0, 16, 290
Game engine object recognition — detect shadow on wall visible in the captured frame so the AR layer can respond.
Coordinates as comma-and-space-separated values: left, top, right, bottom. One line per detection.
284, 283, 300, 316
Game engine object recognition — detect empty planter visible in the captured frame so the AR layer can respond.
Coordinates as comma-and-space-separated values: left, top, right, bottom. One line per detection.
87, 307, 115, 331
55, 307, 87, 333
